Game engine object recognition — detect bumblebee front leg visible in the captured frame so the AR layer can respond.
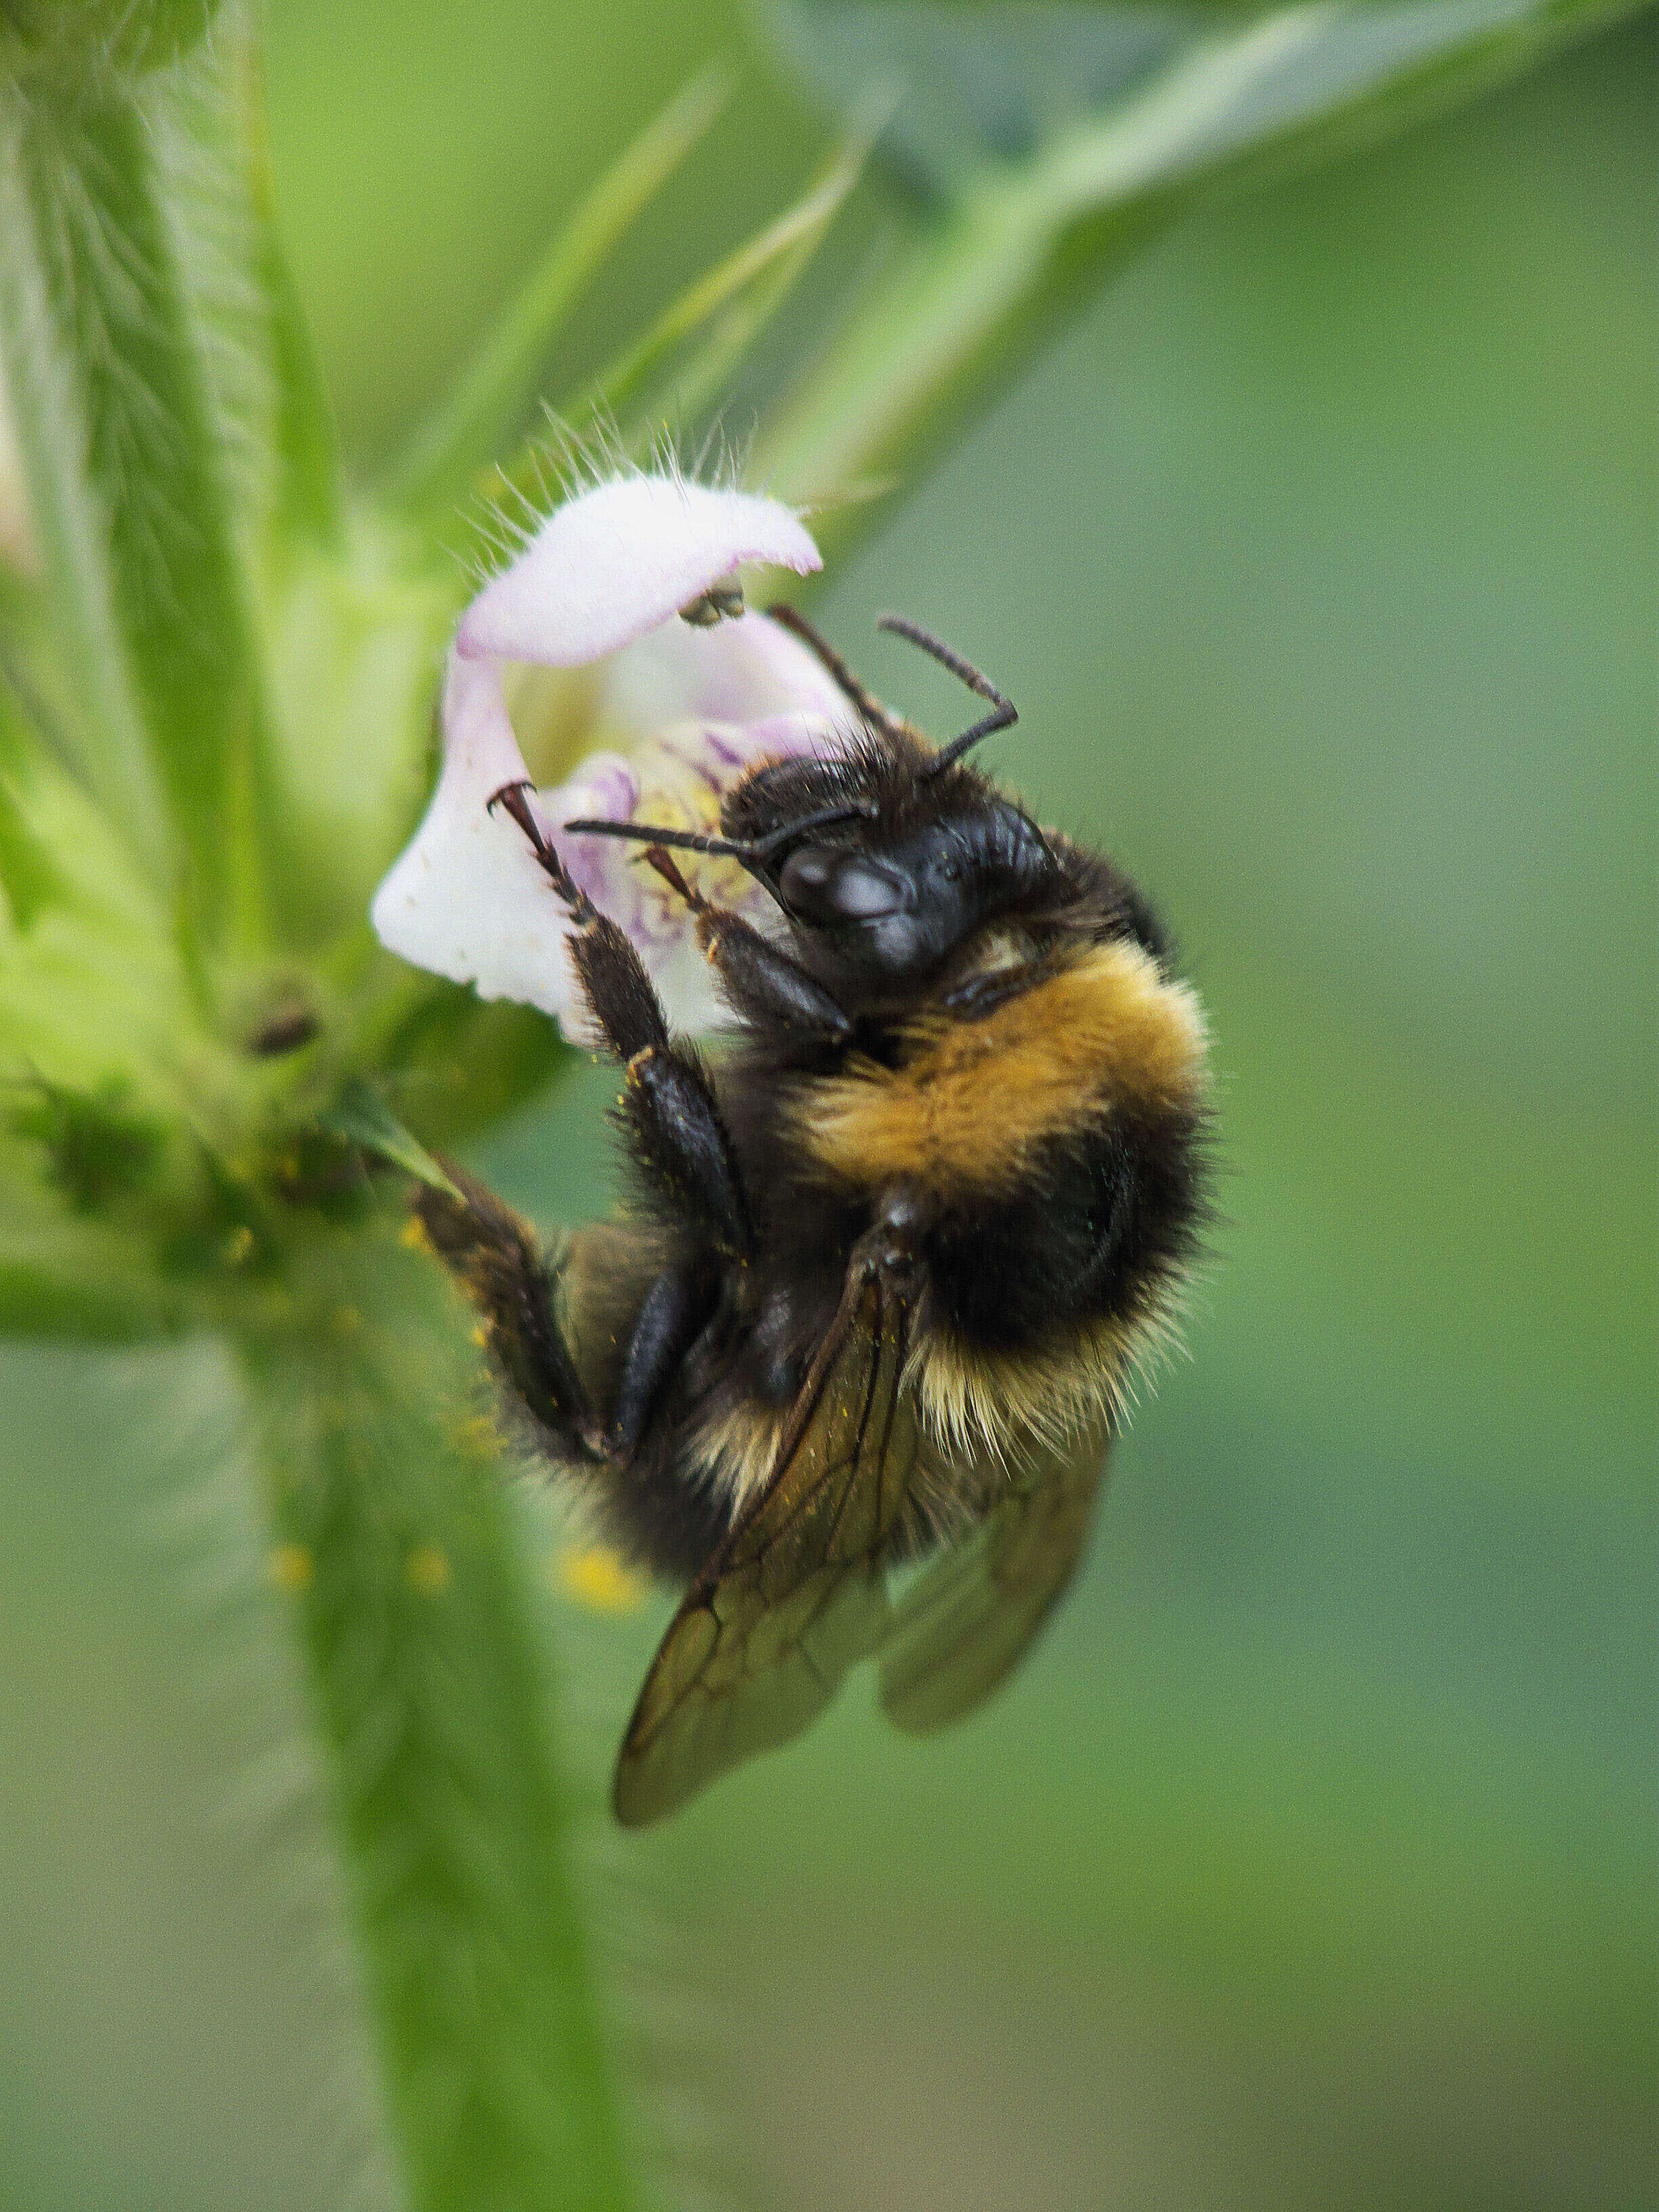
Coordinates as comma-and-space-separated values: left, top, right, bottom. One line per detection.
490, 785, 756, 1261
641, 847, 852, 1044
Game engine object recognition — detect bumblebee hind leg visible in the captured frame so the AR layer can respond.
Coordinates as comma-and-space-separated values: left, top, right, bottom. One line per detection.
414, 1164, 601, 1463
415, 1175, 729, 1576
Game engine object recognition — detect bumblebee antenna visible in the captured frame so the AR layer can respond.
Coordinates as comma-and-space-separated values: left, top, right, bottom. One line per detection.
764, 602, 905, 737
874, 614, 1017, 777
559, 798, 874, 874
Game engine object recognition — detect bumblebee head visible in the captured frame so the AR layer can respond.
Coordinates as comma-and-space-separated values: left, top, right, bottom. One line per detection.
565, 611, 1069, 986
745, 759, 1053, 983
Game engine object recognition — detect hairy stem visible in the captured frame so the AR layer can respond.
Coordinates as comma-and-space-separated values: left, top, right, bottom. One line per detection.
235, 1214, 638, 2212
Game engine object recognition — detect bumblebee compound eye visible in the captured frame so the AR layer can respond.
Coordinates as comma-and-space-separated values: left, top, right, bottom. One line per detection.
778, 845, 913, 924
777, 840, 984, 979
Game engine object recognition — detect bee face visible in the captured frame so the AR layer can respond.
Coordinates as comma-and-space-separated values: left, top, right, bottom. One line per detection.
726, 745, 1059, 983
775, 802, 1052, 981
419, 608, 1210, 1824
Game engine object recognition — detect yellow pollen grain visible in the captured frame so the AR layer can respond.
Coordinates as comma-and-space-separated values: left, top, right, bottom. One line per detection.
400, 1214, 432, 1252
470, 1322, 490, 1349
447, 1412, 501, 1459
553, 1544, 646, 1616
267, 1542, 313, 1593
223, 1224, 255, 1267
405, 1542, 451, 1595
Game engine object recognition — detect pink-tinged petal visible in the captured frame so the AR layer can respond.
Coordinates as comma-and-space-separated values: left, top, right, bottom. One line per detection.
548, 711, 838, 930
375, 482, 852, 1038
371, 653, 579, 1020
456, 475, 821, 668
600, 607, 853, 732
548, 751, 639, 909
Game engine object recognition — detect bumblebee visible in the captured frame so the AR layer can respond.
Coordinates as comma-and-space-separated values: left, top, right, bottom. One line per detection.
417, 608, 1210, 1824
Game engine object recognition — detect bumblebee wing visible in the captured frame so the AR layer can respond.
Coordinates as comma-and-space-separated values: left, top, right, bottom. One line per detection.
613, 1253, 920, 1826
878, 1427, 1110, 1736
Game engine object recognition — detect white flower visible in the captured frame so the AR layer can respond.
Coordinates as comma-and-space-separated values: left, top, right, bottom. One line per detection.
371, 473, 848, 1033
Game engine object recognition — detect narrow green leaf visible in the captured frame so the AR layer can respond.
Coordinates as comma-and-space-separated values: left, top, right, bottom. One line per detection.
0, 672, 208, 1121
471, 127, 868, 560
218, 14, 344, 546
384, 67, 731, 520
251, 199, 344, 548
372, 985, 573, 1157
239, 1223, 640, 2212
609, 119, 878, 451
770, 0, 1192, 196
319, 1078, 464, 1199
0, 670, 63, 928
580, 124, 867, 434
756, 0, 1650, 535
0, 67, 271, 945
0, 1246, 184, 1338
0, 773, 59, 930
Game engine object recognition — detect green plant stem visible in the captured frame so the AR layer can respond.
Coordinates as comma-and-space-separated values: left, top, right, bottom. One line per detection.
756, 0, 1648, 546
754, 184, 1162, 548
237, 1215, 637, 2212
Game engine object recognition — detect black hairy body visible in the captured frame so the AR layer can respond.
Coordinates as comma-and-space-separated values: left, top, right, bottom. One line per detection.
417, 609, 1210, 1823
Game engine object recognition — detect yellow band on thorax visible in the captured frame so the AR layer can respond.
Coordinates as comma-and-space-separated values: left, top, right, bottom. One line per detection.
793, 938, 1208, 1197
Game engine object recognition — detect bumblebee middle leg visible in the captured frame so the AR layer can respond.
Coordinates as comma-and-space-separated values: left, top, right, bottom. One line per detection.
608, 1253, 721, 1460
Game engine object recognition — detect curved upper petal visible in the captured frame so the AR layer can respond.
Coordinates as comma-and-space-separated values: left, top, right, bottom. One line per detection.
370, 652, 577, 1019
456, 474, 821, 668
598, 605, 854, 733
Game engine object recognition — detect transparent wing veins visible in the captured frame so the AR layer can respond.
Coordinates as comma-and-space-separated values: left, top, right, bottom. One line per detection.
612, 1234, 919, 1824
878, 1430, 1109, 1735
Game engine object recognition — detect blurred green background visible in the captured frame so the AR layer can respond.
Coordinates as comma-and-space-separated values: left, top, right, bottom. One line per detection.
1, 5, 1653, 2209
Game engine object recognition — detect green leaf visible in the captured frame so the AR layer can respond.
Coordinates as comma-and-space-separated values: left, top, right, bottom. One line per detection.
0, 770, 59, 932
613, 117, 877, 450
319, 1078, 464, 1199
756, 0, 1650, 534
0, 62, 271, 946
239, 1223, 640, 2211
0, 669, 200, 1105
373, 985, 574, 1156
772, 0, 1193, 195
0, 669, 63, 930
5, 1071, 164, 1212
0, 1239, 185, 1338
0, 0, 220, 82
581, 121, 869, 432
384, 67, 731, 520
